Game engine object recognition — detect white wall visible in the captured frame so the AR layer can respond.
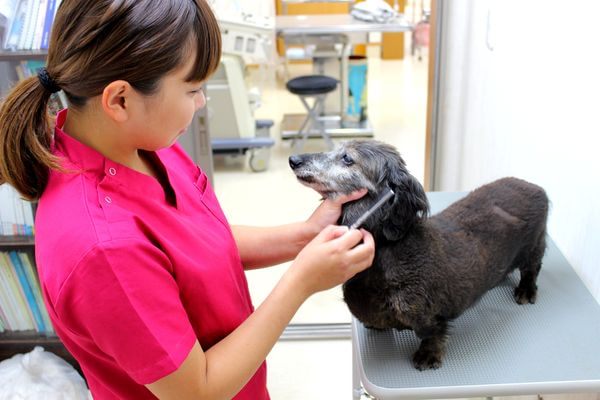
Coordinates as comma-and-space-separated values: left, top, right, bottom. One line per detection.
432, 0, 600, 301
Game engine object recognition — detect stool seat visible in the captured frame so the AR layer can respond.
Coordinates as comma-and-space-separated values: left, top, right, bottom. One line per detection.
286, 75, 338, 96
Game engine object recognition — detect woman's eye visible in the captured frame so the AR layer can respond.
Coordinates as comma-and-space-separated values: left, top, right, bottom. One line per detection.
189, 88, 204, 95
342, 154, 354, 165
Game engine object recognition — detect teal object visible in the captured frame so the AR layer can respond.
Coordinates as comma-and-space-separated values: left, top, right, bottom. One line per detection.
347, 59, 368, 119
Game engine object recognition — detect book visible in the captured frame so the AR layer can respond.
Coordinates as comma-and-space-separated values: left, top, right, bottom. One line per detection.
4, 0, 26, 50
9, 250, 45, 332
0, 266, 17, 330
40, 0, 55, 49
31, 0, 47, 50
0, 252, 24, 330
53, 0, 62, 18
0, 183, 35, 237
18, 0, 38, 50
16, 0, 32, 49
1, 252, 35, 330
19, 251, 53, 334
0, 0, 19, 48
0, 186, 8, 236
11, 188, 25, 235
0, 184, 17, 236
21, 197, 34, 236
0, 296, 10, 330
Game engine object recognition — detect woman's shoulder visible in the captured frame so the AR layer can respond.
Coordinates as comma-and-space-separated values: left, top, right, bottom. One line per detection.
39, 235, 173, 317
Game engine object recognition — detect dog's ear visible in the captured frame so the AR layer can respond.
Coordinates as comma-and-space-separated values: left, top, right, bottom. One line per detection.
382, 160, 430, 241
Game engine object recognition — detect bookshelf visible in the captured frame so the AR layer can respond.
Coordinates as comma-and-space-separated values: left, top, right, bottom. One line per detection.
0, 213, 81, 373
0, 245, 81, 375
0, 236, 35, 246
0, 45, 80, 372
0, 50, 47, 61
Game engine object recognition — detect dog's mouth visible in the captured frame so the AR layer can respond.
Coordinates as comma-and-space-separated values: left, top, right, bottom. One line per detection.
294, 174, 338, 198
295, 174, 315, 184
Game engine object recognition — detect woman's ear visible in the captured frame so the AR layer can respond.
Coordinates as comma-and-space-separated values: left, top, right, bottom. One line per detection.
101, 80, 133, 123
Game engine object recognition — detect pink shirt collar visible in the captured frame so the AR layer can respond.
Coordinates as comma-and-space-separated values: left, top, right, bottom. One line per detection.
53, 109, 175, 203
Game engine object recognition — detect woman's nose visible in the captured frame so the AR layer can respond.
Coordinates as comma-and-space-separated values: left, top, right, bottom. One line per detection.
195, 89, 207, 110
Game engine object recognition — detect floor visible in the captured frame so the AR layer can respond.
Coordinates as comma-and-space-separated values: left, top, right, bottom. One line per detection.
212, 40, 429, 398
210, 40, 598, 400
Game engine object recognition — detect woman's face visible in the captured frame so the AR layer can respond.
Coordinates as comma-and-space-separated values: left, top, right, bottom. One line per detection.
128, 54, 207, 151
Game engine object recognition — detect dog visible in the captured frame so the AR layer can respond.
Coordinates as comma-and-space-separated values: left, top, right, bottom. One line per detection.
289, 140, 549, 370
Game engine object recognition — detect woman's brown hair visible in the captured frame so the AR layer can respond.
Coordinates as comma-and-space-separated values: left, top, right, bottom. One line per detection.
0, 0, 222, 200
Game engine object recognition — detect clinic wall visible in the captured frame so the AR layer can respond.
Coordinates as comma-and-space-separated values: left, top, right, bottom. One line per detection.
432, 0, 600, 302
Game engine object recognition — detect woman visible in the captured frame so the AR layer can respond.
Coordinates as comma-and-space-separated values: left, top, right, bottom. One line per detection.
0, 1, 375, 399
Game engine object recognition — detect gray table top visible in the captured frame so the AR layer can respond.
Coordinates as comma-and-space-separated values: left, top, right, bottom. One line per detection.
276, 14, 412, 35
353, 191, 600, 399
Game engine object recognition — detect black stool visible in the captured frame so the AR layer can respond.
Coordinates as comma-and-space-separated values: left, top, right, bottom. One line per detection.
286, 75, 338, 151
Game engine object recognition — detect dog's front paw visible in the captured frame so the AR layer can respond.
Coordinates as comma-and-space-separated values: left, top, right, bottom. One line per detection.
412, 348, 443, 370
514, 284, 537, 304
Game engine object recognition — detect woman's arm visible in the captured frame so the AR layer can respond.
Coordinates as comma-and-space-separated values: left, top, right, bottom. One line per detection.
146, 225, 375, 399
231, 223, 317, 269
232, 190, 367, 269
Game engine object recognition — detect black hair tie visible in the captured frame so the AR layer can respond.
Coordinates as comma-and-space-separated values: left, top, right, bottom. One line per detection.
37, 68, 61, 94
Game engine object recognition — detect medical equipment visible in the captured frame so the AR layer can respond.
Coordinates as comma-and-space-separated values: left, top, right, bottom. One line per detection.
206, 54, 274, 172
207, 1, 276, 171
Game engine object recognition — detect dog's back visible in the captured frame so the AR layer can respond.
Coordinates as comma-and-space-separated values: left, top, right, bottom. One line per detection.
431, 177, 549, 300
436, 177, 548, 238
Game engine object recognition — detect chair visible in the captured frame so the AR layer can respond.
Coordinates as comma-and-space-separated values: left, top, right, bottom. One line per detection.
285, 74, 338, 151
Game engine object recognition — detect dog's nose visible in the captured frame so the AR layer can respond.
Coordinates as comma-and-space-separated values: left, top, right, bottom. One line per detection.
289, 155, 304, 170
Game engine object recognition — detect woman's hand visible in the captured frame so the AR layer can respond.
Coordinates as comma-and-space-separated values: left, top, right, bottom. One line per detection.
232, 189, 369, 270
306, 189, 368, 234
287, 225, 375, 298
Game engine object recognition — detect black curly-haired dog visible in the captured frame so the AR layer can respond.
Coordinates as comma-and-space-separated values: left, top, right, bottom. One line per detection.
289, 140, 549, 370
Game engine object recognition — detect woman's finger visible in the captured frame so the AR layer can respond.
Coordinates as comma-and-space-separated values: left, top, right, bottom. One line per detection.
331, 227, 364, 249
313, 224, 349, 244
348, 229, 375, 263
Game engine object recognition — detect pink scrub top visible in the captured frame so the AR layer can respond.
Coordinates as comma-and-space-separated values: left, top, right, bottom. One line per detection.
34, 110, 269, 399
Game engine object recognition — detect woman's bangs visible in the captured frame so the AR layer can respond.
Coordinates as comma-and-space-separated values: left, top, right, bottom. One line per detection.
185, 2, 222, 82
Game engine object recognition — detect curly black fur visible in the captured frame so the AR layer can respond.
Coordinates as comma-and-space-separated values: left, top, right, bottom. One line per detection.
289, 140, 549, 370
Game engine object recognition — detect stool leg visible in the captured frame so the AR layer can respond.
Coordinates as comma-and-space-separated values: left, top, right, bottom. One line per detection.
313, 95, 334, 150
293, 96, 315, 152
299, 95, 334, 151
292, 107, 312, 152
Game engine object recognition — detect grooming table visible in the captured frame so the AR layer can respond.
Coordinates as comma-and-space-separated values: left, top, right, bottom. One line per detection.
352, 191, 600, 399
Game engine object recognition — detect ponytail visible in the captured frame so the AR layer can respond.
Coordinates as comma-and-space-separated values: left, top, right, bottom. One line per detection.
0, 76, 61, 200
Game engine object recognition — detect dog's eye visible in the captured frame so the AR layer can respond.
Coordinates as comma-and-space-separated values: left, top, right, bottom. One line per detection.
342, 154, 354, 166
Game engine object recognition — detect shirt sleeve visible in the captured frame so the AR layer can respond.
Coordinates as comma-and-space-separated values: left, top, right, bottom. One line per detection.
54, 239, 197, 384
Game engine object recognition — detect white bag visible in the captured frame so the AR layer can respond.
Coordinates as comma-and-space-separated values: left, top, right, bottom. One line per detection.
351, 0, 399, 23
0, 346, 91, 400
